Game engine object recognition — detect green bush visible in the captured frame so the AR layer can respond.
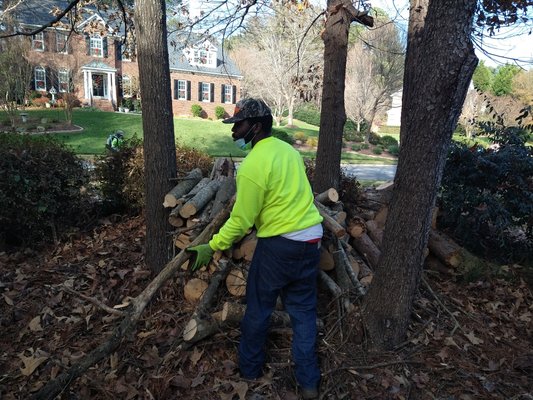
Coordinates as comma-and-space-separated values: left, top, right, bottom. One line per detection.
368, 131, 381, 145
361, 143, 370, 150
307, 137, 318, 147
439, 125, 533, 264
351, 144, 362, 151
215, 106, 226, 120
379, 135, 399, 147
0, 133, 89, 247
191, 104, 203, 118
387, 144, 400, 156
293, 104, 320, 126
272, 128, 295, 145
372, 146, 383, 155
94, 135, 143, 214
294, 131, 307, 142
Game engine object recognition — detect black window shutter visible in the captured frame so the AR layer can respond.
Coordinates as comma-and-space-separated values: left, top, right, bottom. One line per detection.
220, 84, 224, 103
174, 80, 179, 100
85, 35, 90, 55
232, 85, 237, 104
103, 37, 108, 58
198, 82, 202, 101
187, 81, 191, 100
210, 83, 215, 103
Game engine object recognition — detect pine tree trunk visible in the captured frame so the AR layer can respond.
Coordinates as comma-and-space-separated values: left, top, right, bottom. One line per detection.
135, 0, 177, 273
361, 0, 478, 350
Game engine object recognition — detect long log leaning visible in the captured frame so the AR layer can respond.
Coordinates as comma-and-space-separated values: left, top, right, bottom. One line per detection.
336, 238, 367, 298
182, 259, 232, 343
33, 197, 236, 400
350, 232, 381, 269
209, 177, 236, 219
163, 168, 203, 208
314, 200, 346, 238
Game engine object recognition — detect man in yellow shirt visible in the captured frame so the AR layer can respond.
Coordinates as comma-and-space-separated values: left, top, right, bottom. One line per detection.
188, 98, 323, 399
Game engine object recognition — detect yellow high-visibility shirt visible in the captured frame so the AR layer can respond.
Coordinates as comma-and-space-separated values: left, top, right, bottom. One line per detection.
209, 136, 323, 251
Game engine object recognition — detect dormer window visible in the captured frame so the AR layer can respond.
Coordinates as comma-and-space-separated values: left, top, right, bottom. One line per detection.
184, 41, 217, 68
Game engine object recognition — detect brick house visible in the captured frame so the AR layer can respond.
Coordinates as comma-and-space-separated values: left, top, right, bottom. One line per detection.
7, 0, 242, 117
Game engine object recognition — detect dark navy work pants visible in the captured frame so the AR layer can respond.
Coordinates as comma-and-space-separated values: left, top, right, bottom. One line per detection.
238, 235, 321, 390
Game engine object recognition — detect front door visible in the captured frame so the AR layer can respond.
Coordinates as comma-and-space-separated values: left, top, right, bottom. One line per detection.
92, 73, 107, 97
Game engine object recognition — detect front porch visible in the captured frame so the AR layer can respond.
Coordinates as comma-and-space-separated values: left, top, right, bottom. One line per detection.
82, 61, 117, 112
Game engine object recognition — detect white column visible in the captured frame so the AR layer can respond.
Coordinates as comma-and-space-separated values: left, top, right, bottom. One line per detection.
83, 70, 88, 99
110, 72, 116, 104
88, 71, 93, 106
107, 73, 112, 100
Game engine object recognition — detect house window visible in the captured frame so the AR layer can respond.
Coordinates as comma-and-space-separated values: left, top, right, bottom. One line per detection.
90, 37, 103, 57
201, 82, 211, 102
34, 66, 46, 91
122, 75, 133, 97
176, 80, 187, 100
58, 69, 70, 92
56, 32, 68, 53
92, 73, 107, 97
193, 49, 215, 66
32, 32, 44, 51
223, 85, 234, 104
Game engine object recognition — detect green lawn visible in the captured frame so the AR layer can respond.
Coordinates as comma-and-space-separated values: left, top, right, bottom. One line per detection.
23, 109, 395, 163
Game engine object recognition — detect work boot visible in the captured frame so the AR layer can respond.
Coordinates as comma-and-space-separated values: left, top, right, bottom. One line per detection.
301, 387, 319, 399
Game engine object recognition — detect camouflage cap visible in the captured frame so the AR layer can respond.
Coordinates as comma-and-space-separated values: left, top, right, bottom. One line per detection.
222, 98, 272, 124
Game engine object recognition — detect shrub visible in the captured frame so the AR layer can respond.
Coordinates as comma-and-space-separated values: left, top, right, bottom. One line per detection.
272, 128, 295, 145
439, 125, 533, 264
351, 144, 362, 151
31, 97, 49, 108
307, 137, 318, 147
293, 131, 307, 142
379, 135, 399, 147
122, 97, 134, 111
368, 131, 381, 145
361, 143, 370, 150
215, 106, 226, 120
191, 104, 203, 118
387, 144, 400, 156
372, 146, 383, 155
94, 135, 143, 214
101, 141, 214, 213
0, 133, 89, 247
293, 104, 320, 126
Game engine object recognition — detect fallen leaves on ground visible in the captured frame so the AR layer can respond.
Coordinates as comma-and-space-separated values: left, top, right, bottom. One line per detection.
0, 215, 531, 399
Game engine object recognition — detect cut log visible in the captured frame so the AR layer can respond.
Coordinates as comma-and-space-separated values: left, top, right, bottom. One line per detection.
350, 233, 381, 269
315, 188, 339, 205
221, 301, 324, 330
335, 238, 366, 297
209, 177, 236, 219
319, 246, 335, 271
182, 312, 223, 343
210, 157, 235, 180
232, 231, 257, 261
347, 216, 367, 238
163, 168, 203, 208
174, 233, 192, 250
318, 270, 354, 313
184, 278, 209, 303
428, 229, 462, 268
180, 179, 222, 219
314, 201, 346, 238
226, 267, 247, 297
333, 211, 347, 225
168, 213, 184, 228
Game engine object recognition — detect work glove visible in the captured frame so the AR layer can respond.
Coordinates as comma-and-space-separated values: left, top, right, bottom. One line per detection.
186, 244, 214, 272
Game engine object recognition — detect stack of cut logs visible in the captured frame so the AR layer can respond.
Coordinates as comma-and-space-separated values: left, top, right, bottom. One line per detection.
164, 159, 463, 345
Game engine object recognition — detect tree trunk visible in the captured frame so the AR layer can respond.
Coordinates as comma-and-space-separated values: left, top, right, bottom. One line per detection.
313, 0, 350, 193
362, 0, 478, 350
135, 0, 177, 273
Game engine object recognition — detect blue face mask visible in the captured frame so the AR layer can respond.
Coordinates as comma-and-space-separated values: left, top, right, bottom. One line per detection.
234, 124, 256, 151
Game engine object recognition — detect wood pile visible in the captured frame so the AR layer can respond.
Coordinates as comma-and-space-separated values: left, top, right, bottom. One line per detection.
164, 159, 464, 345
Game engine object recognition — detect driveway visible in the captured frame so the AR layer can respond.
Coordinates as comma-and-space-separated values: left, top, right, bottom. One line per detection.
341, 164, 397, 181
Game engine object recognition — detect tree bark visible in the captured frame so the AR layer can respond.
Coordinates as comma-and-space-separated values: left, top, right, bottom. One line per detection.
135, 0, 177, 273
362, 0, 478, 350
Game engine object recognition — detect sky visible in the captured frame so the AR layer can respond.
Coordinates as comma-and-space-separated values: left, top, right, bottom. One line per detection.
369, 0, 533, 68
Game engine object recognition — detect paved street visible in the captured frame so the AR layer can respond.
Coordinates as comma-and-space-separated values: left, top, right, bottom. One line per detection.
341, 164, 397, 181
